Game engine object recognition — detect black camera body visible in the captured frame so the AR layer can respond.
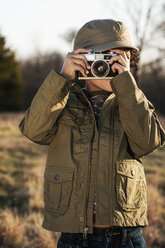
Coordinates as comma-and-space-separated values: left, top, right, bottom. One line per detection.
78, 52, 118, 80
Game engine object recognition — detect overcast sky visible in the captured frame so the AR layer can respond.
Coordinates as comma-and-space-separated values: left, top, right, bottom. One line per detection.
0, 0, 164, 61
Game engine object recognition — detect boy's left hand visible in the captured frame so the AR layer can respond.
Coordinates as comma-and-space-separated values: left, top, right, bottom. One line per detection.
109, 49, 130, 74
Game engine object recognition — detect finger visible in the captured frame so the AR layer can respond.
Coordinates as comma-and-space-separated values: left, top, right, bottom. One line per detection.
73, 62, 87, 77
70, 54, 90, 69
109, 55, 126, 67
71, 57, 89, 74
111, 62, 124, 74
110, 49, 127, 61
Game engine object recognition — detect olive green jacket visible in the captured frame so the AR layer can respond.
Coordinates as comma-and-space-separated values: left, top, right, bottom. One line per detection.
19, 70, 165, 234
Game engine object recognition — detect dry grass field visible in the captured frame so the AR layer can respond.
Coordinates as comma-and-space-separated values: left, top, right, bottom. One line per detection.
0, 113, 165, 248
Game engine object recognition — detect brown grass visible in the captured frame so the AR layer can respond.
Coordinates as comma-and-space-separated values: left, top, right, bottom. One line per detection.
0, 174, 16, 191
0, 208, 24, 247
143, 183, 164, 246
0, 209, 59, 248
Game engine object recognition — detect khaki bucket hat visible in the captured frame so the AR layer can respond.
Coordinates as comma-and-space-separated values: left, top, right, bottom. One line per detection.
73, 19, 139, 52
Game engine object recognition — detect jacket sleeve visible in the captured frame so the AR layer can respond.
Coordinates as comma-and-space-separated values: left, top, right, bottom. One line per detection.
110, 71, 165, 158
19, 70, 74, 145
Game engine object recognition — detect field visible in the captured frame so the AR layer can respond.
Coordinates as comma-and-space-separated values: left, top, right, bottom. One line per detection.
0, 113, 165, 248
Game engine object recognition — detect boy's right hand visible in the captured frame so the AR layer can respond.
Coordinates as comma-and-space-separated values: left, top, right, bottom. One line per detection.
60, 48, 91, 80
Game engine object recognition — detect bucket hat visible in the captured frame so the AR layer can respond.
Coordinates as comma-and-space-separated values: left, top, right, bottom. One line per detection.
73, 19, 139, 52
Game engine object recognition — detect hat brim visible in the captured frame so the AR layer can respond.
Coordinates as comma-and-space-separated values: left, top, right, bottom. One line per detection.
87, 40, 139, 52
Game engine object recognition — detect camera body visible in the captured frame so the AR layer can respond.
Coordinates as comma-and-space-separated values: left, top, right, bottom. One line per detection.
78, 52, 118, 80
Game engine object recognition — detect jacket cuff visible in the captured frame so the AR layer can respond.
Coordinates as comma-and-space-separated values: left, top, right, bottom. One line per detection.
110, 71, 138, 97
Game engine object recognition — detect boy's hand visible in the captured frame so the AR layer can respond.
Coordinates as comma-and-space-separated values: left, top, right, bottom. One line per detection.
109, 49, 130, 74
60, 48, 91, 80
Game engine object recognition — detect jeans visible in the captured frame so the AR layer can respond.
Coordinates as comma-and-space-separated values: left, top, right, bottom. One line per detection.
57, 226, 146, 248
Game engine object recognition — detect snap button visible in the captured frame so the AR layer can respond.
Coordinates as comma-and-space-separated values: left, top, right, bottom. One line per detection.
131, 170, 135, 176
80, 217, 84, 222
54, 174, 60, 180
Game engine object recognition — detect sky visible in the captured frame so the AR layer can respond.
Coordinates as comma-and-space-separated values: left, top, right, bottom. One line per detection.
0, 0, 164, 61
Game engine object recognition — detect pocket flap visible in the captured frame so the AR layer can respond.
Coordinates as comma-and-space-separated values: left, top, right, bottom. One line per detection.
44, 167, 74, 183
116, 160, 144, 179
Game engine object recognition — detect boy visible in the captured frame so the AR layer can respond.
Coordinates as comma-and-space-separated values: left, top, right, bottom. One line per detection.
19, 19, 165, 247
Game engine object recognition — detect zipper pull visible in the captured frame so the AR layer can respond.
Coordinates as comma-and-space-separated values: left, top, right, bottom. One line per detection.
83, 226, 88, 239
83, 226, 88, 246
93, 193, 97, 214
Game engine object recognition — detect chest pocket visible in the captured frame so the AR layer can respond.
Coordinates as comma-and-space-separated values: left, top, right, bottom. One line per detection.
44, 167, 74, 215
116, 160, 147, 211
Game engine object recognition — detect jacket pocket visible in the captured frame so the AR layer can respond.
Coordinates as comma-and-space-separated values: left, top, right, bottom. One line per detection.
116, 160, 146, 211
44, 167, 74, 215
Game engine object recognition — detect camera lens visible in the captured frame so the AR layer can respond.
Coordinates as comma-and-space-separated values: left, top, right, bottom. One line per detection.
91, 60, 110, 77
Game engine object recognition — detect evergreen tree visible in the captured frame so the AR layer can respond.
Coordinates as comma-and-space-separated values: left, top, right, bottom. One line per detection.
0, 34, 23, 111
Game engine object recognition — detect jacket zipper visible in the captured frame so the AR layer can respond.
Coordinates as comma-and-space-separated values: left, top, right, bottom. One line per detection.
83, 226, 89, 246
93, 193, 97, 214
76, 85, 97, 238
109, 98, 115, 223
97, 93, 115, 225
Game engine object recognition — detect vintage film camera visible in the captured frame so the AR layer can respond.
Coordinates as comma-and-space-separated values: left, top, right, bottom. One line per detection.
78, 52, 118, 80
